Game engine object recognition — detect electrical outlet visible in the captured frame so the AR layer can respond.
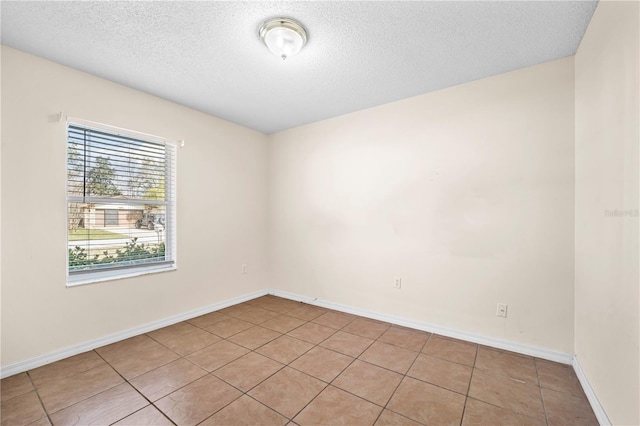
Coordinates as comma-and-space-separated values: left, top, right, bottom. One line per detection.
394, 277, 402, 289
496, 303, 508, 318
242, 264, 247, 274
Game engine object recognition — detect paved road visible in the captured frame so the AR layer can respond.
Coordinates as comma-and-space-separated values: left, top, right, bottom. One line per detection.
68, 228, 165, 249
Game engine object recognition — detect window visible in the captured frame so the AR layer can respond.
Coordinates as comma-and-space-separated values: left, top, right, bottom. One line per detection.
104, 209, 119, 226
67, 121, 177, 285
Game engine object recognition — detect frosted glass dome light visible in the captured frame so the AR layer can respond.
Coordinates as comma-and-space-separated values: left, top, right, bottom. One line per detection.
259, 18, 308, 60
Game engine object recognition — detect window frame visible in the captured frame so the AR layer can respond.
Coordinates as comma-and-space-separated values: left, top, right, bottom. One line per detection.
65, 118, 178, 287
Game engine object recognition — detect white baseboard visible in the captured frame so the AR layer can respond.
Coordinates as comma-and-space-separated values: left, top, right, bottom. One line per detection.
0, 287, 580, 374
0, 289, 268, 379
269, 289, 574, 364
573, 356, 611, 426
2, 286, 608, 425
270, 289, 611, 425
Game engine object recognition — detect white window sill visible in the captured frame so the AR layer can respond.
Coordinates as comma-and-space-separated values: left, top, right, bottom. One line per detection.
67, 264, 177, 287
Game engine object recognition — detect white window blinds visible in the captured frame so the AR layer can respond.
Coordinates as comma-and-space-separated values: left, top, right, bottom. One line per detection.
67, 122, 177, 284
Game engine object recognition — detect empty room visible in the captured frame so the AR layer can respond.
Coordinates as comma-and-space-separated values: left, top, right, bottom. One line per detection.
1, 1, 638, 425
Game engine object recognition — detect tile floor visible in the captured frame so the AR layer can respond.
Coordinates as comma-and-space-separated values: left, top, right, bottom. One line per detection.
1, 295, 599, 426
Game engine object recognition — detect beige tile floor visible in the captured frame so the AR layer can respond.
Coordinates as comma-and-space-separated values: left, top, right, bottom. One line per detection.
1, 295, 599, 426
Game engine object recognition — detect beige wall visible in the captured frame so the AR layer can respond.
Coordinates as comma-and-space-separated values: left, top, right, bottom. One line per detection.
3, 9, 638, 420
575, 1, 640, 424
0, 46, 269, 366
269, 58, 576, 353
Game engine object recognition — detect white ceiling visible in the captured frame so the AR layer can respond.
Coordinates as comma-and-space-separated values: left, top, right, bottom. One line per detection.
1, 1, 597, 134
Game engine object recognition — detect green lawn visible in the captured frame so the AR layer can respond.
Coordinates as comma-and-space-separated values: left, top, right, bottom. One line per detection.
68, 228, 129, 241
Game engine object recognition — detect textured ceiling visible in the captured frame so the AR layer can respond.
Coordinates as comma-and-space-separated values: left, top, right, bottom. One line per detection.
1, 1, 597, 134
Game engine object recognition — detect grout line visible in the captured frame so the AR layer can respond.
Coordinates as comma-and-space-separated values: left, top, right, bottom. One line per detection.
213, 355, 286, 394
109, 349, 263, 425
28, 361, 126, 419
239, 310, 353, 422
191, 297, 554, 425
92, 350, 177, 426
228, 327, 283, 351
283, 324, 359, 382
184, 313, 233, 329
349, 331, 403, 421
14, 295, 580, 426
280, 382, 330, 423
111, 404, 176, 426
459, 339, 480, 426
248, 326, 327, 422
25, 370, 54, 426
372, 375, 402, 423
144, 328, 221, 358
188, 373, 247, 426
202, 316, 329, 423
351, 328, 430, 423
534, 358, 551, 426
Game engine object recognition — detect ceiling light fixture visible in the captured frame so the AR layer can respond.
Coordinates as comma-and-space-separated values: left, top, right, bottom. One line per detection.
259, 17, 308, 60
